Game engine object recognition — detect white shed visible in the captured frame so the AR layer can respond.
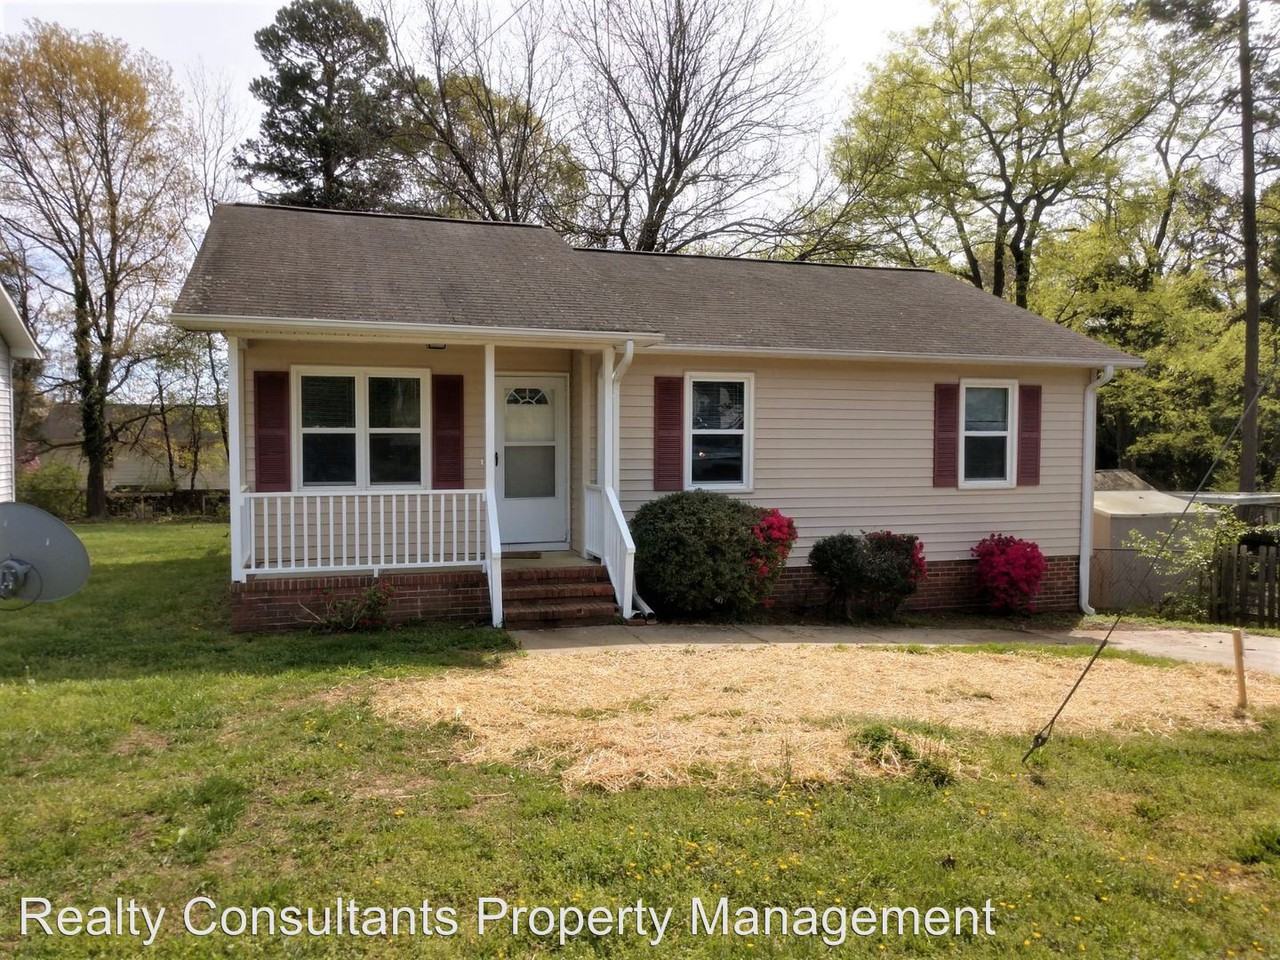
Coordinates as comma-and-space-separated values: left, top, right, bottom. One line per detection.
1091, 485, 1217, 610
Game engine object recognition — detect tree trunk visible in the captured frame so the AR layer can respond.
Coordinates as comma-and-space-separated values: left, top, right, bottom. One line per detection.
73, 274, 108, 519
1239, 0, 1261, 493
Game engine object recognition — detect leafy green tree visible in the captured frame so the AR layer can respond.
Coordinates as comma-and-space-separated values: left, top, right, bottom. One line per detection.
0, 22, 194, 518
829, 0, 1154, 307
1144, 0, 1280, 491
237, 0, 403, 210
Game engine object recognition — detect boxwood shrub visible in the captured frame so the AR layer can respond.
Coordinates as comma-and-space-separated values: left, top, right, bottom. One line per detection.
631, 491, 796, 619
807, 530, 926, 619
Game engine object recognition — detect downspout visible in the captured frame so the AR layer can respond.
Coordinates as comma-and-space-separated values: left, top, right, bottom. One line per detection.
1079, 364, 1115, 614
610, 339, 634, 487
609, 339, 656, 620
611, 339, 635, 385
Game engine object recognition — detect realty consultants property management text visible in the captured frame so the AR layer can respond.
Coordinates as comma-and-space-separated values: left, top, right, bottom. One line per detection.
18, 896, 998, 948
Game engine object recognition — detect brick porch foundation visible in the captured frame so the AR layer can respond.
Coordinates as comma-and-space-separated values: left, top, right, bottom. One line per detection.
230, 570, 491, 633
770, 555, 1080, 615
230, 555, 1081, 632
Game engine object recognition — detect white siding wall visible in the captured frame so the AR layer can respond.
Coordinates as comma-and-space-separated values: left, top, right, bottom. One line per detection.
240, 341, 579, 539
0, 336, 12, 501
618, 354, 1090, 563
237, 342, 1090, 565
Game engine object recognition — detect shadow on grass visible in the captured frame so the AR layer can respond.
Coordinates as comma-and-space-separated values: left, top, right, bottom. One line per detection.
0, 552, 514, 683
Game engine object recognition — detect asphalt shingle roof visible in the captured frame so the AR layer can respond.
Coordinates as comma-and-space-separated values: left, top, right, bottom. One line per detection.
576, 249, 1136, 365
174, 203, 1139, 367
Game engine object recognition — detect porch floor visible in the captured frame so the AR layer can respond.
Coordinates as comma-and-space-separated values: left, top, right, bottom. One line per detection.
503, 550, 600, 570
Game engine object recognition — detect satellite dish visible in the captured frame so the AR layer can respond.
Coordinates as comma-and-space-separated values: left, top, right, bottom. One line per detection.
0, 503, 90, 610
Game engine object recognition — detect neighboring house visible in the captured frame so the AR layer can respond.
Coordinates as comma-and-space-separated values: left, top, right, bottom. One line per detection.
0, 285, 41, 503
172, 203, 1141, 631
33, 403, 229, 492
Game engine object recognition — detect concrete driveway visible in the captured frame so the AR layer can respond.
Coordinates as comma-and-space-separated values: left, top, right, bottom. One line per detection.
512, 621, 1280, 676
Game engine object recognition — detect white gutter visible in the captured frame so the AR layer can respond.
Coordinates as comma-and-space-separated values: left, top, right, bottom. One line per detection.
1079, 364, 1116, 614
170, 312, 664, 349
647, 342, 1144, 369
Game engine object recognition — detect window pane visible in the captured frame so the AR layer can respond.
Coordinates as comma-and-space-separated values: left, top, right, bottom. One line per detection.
504, 445, 555, 498
370, 433, 421, 484
964, 386, 1008, 431
301, 376, 355, 428
302, 434, 356, 485
505, 387, 554, 442
964, 436, 1008, 481
692, 381, 745, 430
691, 434, 744, 484
369, 377, 420, 429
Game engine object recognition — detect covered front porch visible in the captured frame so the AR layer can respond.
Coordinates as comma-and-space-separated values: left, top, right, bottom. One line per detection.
225, 335, 641, 628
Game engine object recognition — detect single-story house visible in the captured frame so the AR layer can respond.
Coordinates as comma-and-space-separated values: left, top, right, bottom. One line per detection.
172, 203, 1141, 631
0, 284, 41, 503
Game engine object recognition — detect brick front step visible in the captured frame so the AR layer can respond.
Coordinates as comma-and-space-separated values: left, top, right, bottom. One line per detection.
503, 581, 617, 602
504, 600, 620, 630
501, 564, 619, 628
502, 565, 610, 585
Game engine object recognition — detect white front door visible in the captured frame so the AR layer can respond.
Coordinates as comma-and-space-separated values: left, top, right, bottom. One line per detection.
495, 375, 569, 546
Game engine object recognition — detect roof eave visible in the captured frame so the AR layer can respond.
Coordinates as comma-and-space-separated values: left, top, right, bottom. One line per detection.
0, 286, 41, 359
170, 312, 666, 348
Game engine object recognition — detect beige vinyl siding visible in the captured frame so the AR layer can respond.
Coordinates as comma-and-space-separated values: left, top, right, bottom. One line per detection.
241, 342, 583, 546
618, 354, 1089, 563
0, 336, 12, 501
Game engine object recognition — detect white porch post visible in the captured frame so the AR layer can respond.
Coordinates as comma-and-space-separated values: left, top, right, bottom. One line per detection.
600, 346, 615, 490
227, 335, 246, 582
483, 343, 503, 627
484, 344, 496, 492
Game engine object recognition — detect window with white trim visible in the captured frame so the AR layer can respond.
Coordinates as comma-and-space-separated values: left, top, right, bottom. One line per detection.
686, 374, 753, 489
960, 380, 1016, 487
296, 369, 429, 488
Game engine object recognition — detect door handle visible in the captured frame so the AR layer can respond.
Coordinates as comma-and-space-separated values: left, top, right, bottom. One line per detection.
494, 450, 499, 466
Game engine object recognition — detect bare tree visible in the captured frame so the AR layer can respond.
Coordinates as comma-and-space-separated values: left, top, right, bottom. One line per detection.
186, 63, 251, 224
0, 22, 195, 517
184, 63, 247, 460
378, 0, 581, 223
562, 0, 819, 252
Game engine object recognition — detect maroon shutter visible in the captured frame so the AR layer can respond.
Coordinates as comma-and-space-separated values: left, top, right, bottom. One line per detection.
1017, 384, 1042, 486
933, 383, 960, 488
432, 375, 465, 489
653, 376, 684, 490
254, 371, 290, 492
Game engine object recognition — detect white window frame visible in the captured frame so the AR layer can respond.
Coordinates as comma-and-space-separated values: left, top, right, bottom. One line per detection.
290, 366, 431, 491
958, 378, 1018, 490
684, 372, 754, 492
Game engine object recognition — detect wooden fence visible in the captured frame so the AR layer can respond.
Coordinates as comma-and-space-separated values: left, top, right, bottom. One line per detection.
1207, 544, 1280, 626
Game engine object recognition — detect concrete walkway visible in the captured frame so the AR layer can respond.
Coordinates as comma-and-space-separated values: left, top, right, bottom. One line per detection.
512, 622, 1280, 675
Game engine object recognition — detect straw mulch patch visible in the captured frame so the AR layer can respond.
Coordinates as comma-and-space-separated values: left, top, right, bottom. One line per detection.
371, 645, 1280, 791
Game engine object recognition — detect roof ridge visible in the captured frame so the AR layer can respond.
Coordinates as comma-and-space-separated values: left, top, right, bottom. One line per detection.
573, 246, 935, 273
220, 201, 546, 229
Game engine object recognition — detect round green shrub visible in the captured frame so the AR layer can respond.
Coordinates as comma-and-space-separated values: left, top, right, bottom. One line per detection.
808, 530, 926, 619
17, 462, 84, 520
632, 490, 781, 619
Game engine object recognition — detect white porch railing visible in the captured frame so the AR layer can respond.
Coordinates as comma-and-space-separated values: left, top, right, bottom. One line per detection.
484, 491, 503, 626
240, 490, 491, 575
585, 483, 635, 617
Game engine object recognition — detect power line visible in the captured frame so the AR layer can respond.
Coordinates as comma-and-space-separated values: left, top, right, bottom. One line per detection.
1022, 354, 1280, 766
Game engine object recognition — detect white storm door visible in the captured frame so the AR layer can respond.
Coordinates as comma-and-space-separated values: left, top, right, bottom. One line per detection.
495, 375, 569, 545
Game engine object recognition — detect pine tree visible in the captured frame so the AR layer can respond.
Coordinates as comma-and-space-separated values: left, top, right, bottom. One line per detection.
236, 0, 403, 210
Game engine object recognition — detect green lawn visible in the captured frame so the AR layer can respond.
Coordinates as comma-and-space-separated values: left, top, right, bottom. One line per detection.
1, 523, 1278, 957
